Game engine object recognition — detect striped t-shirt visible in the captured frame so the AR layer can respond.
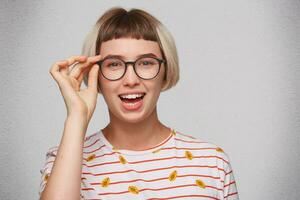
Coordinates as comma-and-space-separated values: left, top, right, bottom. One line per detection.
39, 128, 239, 200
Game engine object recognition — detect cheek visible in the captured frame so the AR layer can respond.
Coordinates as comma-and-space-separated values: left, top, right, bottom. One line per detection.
149, 74, 165, 100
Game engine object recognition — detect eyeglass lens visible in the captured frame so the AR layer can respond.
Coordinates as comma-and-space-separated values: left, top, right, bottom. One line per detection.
100, 57, 161, 80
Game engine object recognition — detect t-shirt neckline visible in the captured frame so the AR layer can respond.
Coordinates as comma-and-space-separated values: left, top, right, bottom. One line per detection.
98, 127, 175, 156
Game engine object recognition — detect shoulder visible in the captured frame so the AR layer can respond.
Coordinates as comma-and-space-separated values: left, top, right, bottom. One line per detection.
173, 129, 231, 166
44, 131, 102, 157
173, 129, 221, 149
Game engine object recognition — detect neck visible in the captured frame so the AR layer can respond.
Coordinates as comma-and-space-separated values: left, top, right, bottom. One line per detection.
102, 107, 171, 151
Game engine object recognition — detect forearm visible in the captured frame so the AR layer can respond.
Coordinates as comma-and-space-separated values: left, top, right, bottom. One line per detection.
40, 115, 88, 200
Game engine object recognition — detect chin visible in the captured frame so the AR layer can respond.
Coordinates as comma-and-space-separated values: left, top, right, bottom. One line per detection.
119, 110, 149, 124
112, 104, 156, 124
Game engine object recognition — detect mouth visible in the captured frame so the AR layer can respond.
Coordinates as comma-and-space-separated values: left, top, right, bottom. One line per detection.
118, 92, 146, 103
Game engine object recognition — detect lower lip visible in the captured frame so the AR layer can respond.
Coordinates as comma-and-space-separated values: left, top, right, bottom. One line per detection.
121, 98, 144, 111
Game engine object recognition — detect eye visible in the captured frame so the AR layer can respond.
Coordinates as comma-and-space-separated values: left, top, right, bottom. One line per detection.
137, 58, 157, 66
142, 61, 153, 65
108, 62, 122, 67
103, 58, 123, 68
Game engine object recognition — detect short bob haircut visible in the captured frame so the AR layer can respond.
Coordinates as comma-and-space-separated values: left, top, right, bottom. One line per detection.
82, 7, 179, 93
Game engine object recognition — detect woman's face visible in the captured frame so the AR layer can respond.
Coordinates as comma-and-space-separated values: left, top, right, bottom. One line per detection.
98, 38, 166, 123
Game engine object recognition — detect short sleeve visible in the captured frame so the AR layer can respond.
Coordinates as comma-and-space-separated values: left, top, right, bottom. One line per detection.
216, 147, 239, 200
38, 146, 58, 197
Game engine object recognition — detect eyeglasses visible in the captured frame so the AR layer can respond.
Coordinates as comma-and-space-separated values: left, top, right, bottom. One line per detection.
97, 56, 166, 81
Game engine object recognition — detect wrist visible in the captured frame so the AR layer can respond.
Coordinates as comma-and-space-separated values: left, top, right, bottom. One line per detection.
65, 114, 88, 128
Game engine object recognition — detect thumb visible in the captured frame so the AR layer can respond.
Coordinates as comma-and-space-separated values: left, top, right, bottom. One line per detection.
87, 64, 99, 91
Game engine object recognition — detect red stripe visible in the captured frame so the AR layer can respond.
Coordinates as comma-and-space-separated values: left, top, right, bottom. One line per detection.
84, 132, 98, 141
88, 151, 116, 159
83, 139, 100, 148
85, 152, 118, 160
83, 165, 225, 176
131, 133, 173, 151
84, 155, 229, 168
83, 144, 106, 154
162, 146, 219, 151
90, 174, 220, 186
99, 183, 222, 195
44, 149, 117, 167
45, 149, 229, 168
45, 150, 117, 167
82, 188, 94, 191
224, 192, 238, 198
46, 146, 224, 162
175, 138, 207, 144
225, 170, 233, 175
224, 181, 236, 188
176, 131, 198, 140
84, 199, 102, 200
45, 160, 55, 166
147, 195, 220, 200
84, 198, 102, 200
83, 160, 119, 167
83, 146, 225, 161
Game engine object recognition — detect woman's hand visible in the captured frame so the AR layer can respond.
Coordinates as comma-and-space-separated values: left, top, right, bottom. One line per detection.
49, 55, 102, 125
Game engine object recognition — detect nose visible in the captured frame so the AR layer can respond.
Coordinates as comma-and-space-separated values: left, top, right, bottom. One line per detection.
122, 64, 141, 87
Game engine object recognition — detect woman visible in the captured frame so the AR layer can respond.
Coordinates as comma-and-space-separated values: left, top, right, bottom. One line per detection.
39, 7, 239, 200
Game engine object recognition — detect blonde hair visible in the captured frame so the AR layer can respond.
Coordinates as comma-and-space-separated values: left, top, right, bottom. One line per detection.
81, 7, 179, 93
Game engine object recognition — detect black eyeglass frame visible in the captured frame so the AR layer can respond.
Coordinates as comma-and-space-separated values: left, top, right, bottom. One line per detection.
97, 56, 166, 81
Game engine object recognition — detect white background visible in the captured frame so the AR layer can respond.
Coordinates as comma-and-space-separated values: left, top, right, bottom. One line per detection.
1, 0, 299, 199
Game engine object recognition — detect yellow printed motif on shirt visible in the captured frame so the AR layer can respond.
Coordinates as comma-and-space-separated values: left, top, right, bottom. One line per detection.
128, 185, 139, 194
44, 174, 49, 182
216, 147, 224, 152
86, 154, 96, 162
171, 129, 176, 136
101, 177, 110, 187
168, 170, 177, 181
152, 148, 161, 153
185, 150, 193, 160
195, 179, 206, 189
119, 155, 127, 164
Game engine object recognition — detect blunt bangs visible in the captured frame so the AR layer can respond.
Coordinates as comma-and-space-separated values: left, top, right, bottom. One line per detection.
95, 9, 161, 56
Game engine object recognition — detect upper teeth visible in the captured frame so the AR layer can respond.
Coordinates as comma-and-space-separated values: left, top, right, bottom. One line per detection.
120, 93, 144, 99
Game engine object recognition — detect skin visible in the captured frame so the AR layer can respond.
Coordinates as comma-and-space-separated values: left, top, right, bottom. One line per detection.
99, 38, 171, 151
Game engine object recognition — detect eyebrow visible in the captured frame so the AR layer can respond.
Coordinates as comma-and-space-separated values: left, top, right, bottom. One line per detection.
102, 53, 159, 60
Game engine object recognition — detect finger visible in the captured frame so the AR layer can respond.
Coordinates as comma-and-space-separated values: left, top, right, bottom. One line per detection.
59, 61, 69, 76
49, 60, 69, 82
65, 55, 87, 75
87, 64, 100, 91
69, 55, 100, 88
66, 55, 87, 65
77, 66, 90, 86
77, 60, 94, 88
69, 55, 101, 79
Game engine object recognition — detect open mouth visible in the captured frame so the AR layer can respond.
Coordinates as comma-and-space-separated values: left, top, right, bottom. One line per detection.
118, 93, 146, 103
